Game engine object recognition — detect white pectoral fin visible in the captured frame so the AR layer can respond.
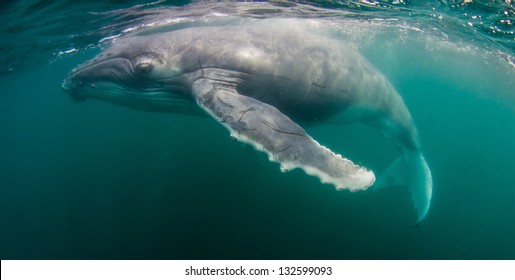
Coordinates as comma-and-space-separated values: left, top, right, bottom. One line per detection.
192, 78, 375, 192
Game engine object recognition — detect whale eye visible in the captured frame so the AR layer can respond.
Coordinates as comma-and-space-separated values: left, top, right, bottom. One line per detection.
134, 62, 153, 74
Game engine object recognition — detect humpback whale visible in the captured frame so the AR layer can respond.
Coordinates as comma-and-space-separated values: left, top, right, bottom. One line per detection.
62, 21, 432, 222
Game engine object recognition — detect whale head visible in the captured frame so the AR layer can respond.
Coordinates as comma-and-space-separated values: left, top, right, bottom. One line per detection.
62, 34, 195, 112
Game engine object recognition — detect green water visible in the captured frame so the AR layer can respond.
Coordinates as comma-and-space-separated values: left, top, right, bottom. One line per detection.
0, 1, 514, 259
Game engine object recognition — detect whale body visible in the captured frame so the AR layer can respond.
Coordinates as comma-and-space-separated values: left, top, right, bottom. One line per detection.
63, 21, 432, 222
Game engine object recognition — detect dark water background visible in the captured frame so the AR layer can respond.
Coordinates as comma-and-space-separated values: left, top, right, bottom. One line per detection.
0, 0, 514, 259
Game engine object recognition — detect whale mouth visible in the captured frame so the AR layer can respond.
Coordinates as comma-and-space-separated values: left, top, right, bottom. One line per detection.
63, 57, 134, 94
62, 56, 163, 100
62, 57, 191, 113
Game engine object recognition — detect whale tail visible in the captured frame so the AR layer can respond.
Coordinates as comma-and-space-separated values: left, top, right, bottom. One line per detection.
376, 151, 432, 223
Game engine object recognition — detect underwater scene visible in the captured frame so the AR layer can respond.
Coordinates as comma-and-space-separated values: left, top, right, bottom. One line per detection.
0, 0, 514, 259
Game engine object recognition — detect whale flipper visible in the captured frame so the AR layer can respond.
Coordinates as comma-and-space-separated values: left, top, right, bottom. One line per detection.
192, 78, 375, 192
